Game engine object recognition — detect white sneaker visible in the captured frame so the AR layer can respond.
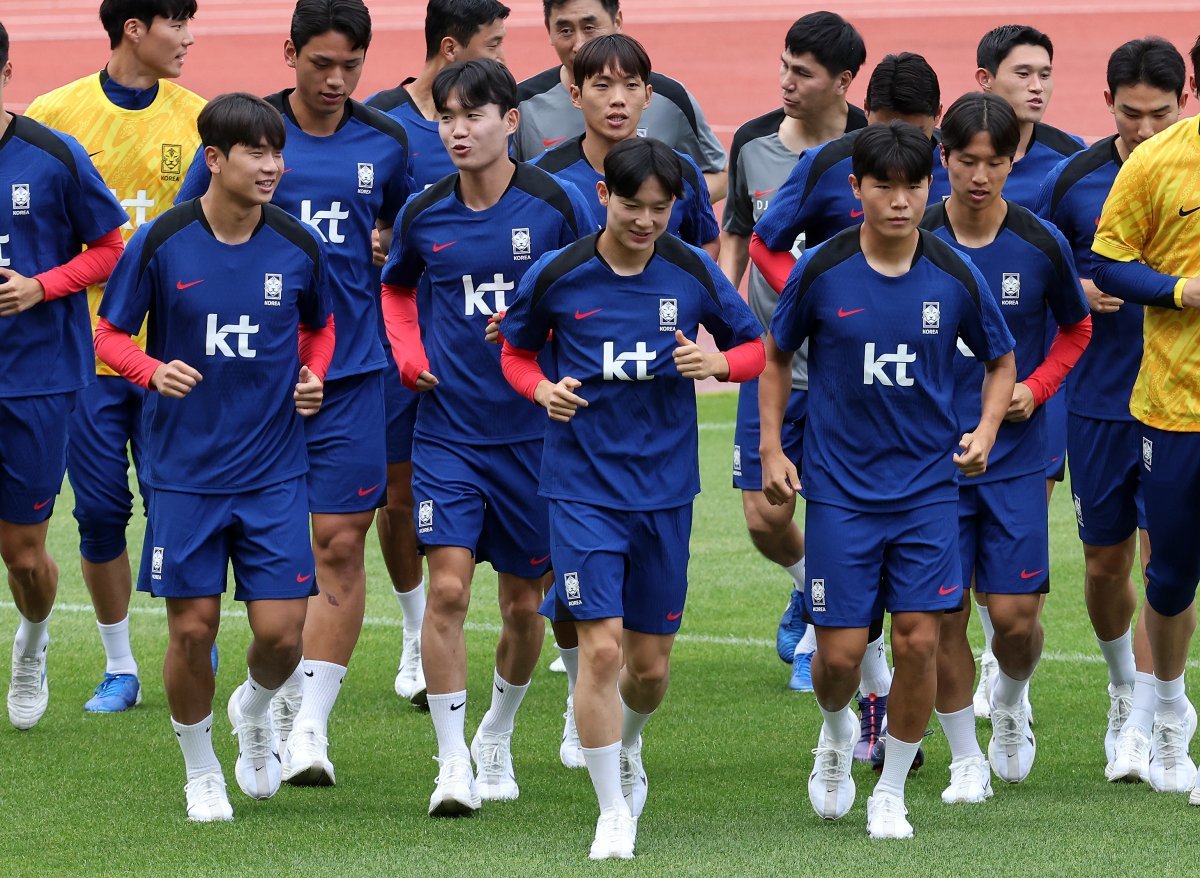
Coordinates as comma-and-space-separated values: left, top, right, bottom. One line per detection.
941, 754, 993, 804
429, 753, 481, 816
471, 728, 519, 801
866, 791, 913, 839
269, 679, 301, 748
282, 721, 336, 786
560, 696, 585, 769
184, 771, 234, 822
620, 737, 649, 819
808, 714, 856, 820
1106, 724, 1151, 783
588, 801, 636, 860
549, 656, 567, 674
226, 683, 282, 800
1190, 767, 1200, 806
988, 701, 1036, 783
1105, 683, 1133, 763
1148, 703, 1198, 793
8, 642, 48, 731
393, 630, 426, 704
973, 652, 997, 719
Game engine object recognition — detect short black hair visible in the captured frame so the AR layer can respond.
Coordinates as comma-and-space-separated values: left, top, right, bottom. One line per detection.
0, 21, 9, 69
432, 58, 518, 115
977, 25, 1053, 74
1108, 37, 1186, 99
573, 34, 650, 87
784, 11, 866, 78
604, 137, 684, 200
864, 53, 940, 117
99, 0, 197, 50
198, 92, 287, 157
542, 0, 619, 25
852, 121, 933, 184
424, 0, 510, 62
290, 0, 372, 53
939, 92, 1019, 158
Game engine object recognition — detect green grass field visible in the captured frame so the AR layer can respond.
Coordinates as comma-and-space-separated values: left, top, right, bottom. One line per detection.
0, 391, 1191, 877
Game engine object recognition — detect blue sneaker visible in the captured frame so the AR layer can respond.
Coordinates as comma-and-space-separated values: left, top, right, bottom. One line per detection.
854, 693, 887, 761
211, 643, 219, 676
789, 651, 814, 692
869, 730, 928, 775
776, 588, 808, 663
83, 673, 142, 712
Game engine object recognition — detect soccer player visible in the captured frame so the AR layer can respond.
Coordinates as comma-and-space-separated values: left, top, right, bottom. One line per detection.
532, 34, 719, 256
177, 0, 413, 784
94, 92, 335, 821
380, 59, 595, 815
0, 21, 127, 730
1092, 32, 1200, 801
515, 0, 727, 200
762, 122, 1015, 838
1036, 37, 1188, 780
499, 136, 764, 860
22, 0, 206, 713
720, 10, 865, 693
921, 92, 1090, 798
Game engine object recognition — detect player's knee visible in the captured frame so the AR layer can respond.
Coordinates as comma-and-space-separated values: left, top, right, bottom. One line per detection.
427, 576, 471, 617
499, 590, 542, 628
816, 649, 862, 683
584, 637, 623, 677
1145, 579, 1197, 619
625, 655, 670, 690
889, 624, 938, 665
255, 625, 303, 662
1084, 551, 1133, 592
313, 524, 367, 572
171, 616, 217, 656
993, 615, 1041, 651
0, 532, 47, 582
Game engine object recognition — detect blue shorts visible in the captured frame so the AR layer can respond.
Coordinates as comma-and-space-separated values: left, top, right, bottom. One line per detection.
959, 473, 1049, 595
542, 500, 692, 635
67, 376, 147, 562
732, 378, 806, 491
411, 435, 550, 579
1067, 413, 1146, 546
1140, 425, 1200, 616
304, 370, 387, 513
1044, 392, 1067, 481
804, 500, 962, 627
0, 391, 76, 525
382, 346, 418, 464
137, 476, 317, 601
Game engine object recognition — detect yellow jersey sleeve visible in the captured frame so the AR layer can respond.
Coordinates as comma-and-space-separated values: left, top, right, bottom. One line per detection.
1092, 148, 1152, 263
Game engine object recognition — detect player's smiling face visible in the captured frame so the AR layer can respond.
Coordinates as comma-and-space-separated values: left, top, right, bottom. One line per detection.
849, 173, 930, 240
1107, 82, 1186, 158
572, 66, 650, 144
286, 30, 366, 119
779, 51, 843, 120
981, 44, 1053, 125
135, 16, 195, 80
438, 93, 518, 173
547, 0, 622, 68
208, 139, 284, 207
598, 176, 674, 253
943, 131, 1012, 212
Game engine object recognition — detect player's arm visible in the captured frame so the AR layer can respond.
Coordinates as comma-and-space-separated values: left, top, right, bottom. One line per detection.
501, 342, 587, 422
759, 331, 798, 505
0, 229, 124, 316
1093, 255, 1191, 309
680, 255, 766, 381
957, 350, 1017, 476
718, 232, 750, 287
380, 284, 437, 391
174, 146, 211, 204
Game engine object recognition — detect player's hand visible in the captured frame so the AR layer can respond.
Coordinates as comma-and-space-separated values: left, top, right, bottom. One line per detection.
761, 449, 800, 506
294, 365, 324, 416
151, 360, 202, 398
0, 268, 47, 316
954, 431, 993, 477
534, 376, 587, 422
673, 330, 728, 380
1005, 382, 1036, 422
371, 228, 386, 267
485, 311, 506, 345
1082, 279, 1123, 314
412, 370, 439, 392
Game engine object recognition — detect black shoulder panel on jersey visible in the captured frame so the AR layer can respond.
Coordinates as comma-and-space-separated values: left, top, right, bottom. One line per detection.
264, 91, 288, 113
13, 115, 79, 178
1048, 135, 1117, 216
846, 104, 868, 131
729, 110, 786, 171
675, 150, 700, 190
647, 72, 699, 134
263, 203, 323, 266
518, 67, 562, 103
1033, 123, 1085, 158
534, 136, 585, 174
365, 82, 417, 114
919, 201, 948, 232
530, 234, 599, 309
919, 229, 982, 311
513, 161, 584, 237
790, 226, 862, 303
138, 200, 204, 278
399, 174, 457, 241
1005, 202, 1068, 278
656, 234, 718, 303
802, 130, 860, 202
350, 100, 410, 149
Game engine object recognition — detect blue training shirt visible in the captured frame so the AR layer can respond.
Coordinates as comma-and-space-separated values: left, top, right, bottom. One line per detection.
502, 232, 762, 510
1003, 121, 1085, 210
365, 80, 457, 191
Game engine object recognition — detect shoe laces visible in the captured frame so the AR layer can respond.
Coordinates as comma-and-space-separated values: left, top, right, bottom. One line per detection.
1153, 714, 1188, 763
871, 792, 908, 822
10, 654, 44, 695
990, 706, 1027, 749
949, 756, 986, 789
290, 723, 328, 756
1107, 691, 1133, 732
271, 684, 302, 730
184, 773, 227, 808
232, 711, 275, 761
474, 733, 512, 780
92, 673, 128, 698
619, 741, 643, 789
812, 741, 852, 784
400, 632, 421, 671
1117, 724, 1150, 755
434, 753, 472, 785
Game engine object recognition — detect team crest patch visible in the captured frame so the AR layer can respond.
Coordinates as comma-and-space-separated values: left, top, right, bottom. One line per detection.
264, 273, 283, 306
151, 546, 164, 580
511, 227, 531, 260
1142, 436, 1153, 471
418, 500, 434, 534
732, 444, 742, 477
11, 183, 30, 215
659, 297, 678, 332
810, 578, 826, 612
922, 301, 940, 335
357, 163, 374, 193
1002, 273, 1021, 305
161, 144, 182, 180
564, 571, 582, 606
636, 127, 648, 138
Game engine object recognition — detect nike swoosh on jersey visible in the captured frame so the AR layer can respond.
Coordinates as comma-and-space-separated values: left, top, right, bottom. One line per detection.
176, 279, 204, 290
543, 137, 567, 147
1019, 568, 1046, 579
837, 307, 865, 318
432, 241, 456, 252
33, 499, 52, 511
574, 308, 602, 320
530, 554, 551, 565
1180, 205, 1200, 217
666, 610, 683, 621
850, 209, 865, 218
938, 584, 960, 595
297, 573, 312, 583
754, 189, 776, 198
357, 484, 380, 497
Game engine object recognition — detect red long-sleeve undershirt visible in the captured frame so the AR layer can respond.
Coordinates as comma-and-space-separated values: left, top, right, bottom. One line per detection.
33, 229, 125, 300
748, 232, 796, 296
1023, 315, 1092, 406
380, 283, 428, 390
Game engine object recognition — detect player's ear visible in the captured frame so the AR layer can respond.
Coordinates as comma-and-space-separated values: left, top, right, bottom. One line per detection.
643, 83, 652, 110
123, 17, 144, 45
569, 84, 583, 109
1180, 91, 1190, 112
613, 10, 624, 30
441, 36, 459, 62
848, 174, 861, 200
1104, 89, 1115, 113
504, 106, 520, 136
204, 145, 224, 175
940, 145, 949, 169
975, 67, 991, 91
597, 181, 609, 205
1, 61, 11, 87
284, 39, 299, 69
835, 70, 853, 96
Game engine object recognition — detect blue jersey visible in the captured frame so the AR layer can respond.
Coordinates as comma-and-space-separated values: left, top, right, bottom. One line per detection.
0, 115, 127, 397
502, 233, 761, 510
365, 80, 456, 191
1004, 122, 1085, 210
1037, 136, 1138, 422
99, 199, 332, 493
921, 201, 1089, 483
176, 91, 413, 381
771, 228, 1015, 512
530, 135, 720, 247
382, 161, 596, 445
754, 129, 950, 253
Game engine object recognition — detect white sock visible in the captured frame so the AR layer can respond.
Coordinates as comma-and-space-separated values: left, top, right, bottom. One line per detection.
859, 634, 892, 696
293, 660, 345, 735
621, 701, 653, 749
428, 690, 469, 759
478, 670, 530, 737
172, 714, 221, 779
785, 557, 806, 591
818, 703, 855, 743
582, 741, 627, 812
281, 661, 304, 689
14, 611, 50, 659
1097, 629, 1135, 689
239, 671, 278, 718
557, 644, 580, 696
873, 735, 920, 800
795, 625, 818, 656
1154, 673, 1188, 717
1129, 671, 1156, 734
992, 668, 1029, 709
936, 706, 983, 761
976, 601, 994, 654
395, 581, 425, 636
97, 616, 137, 676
